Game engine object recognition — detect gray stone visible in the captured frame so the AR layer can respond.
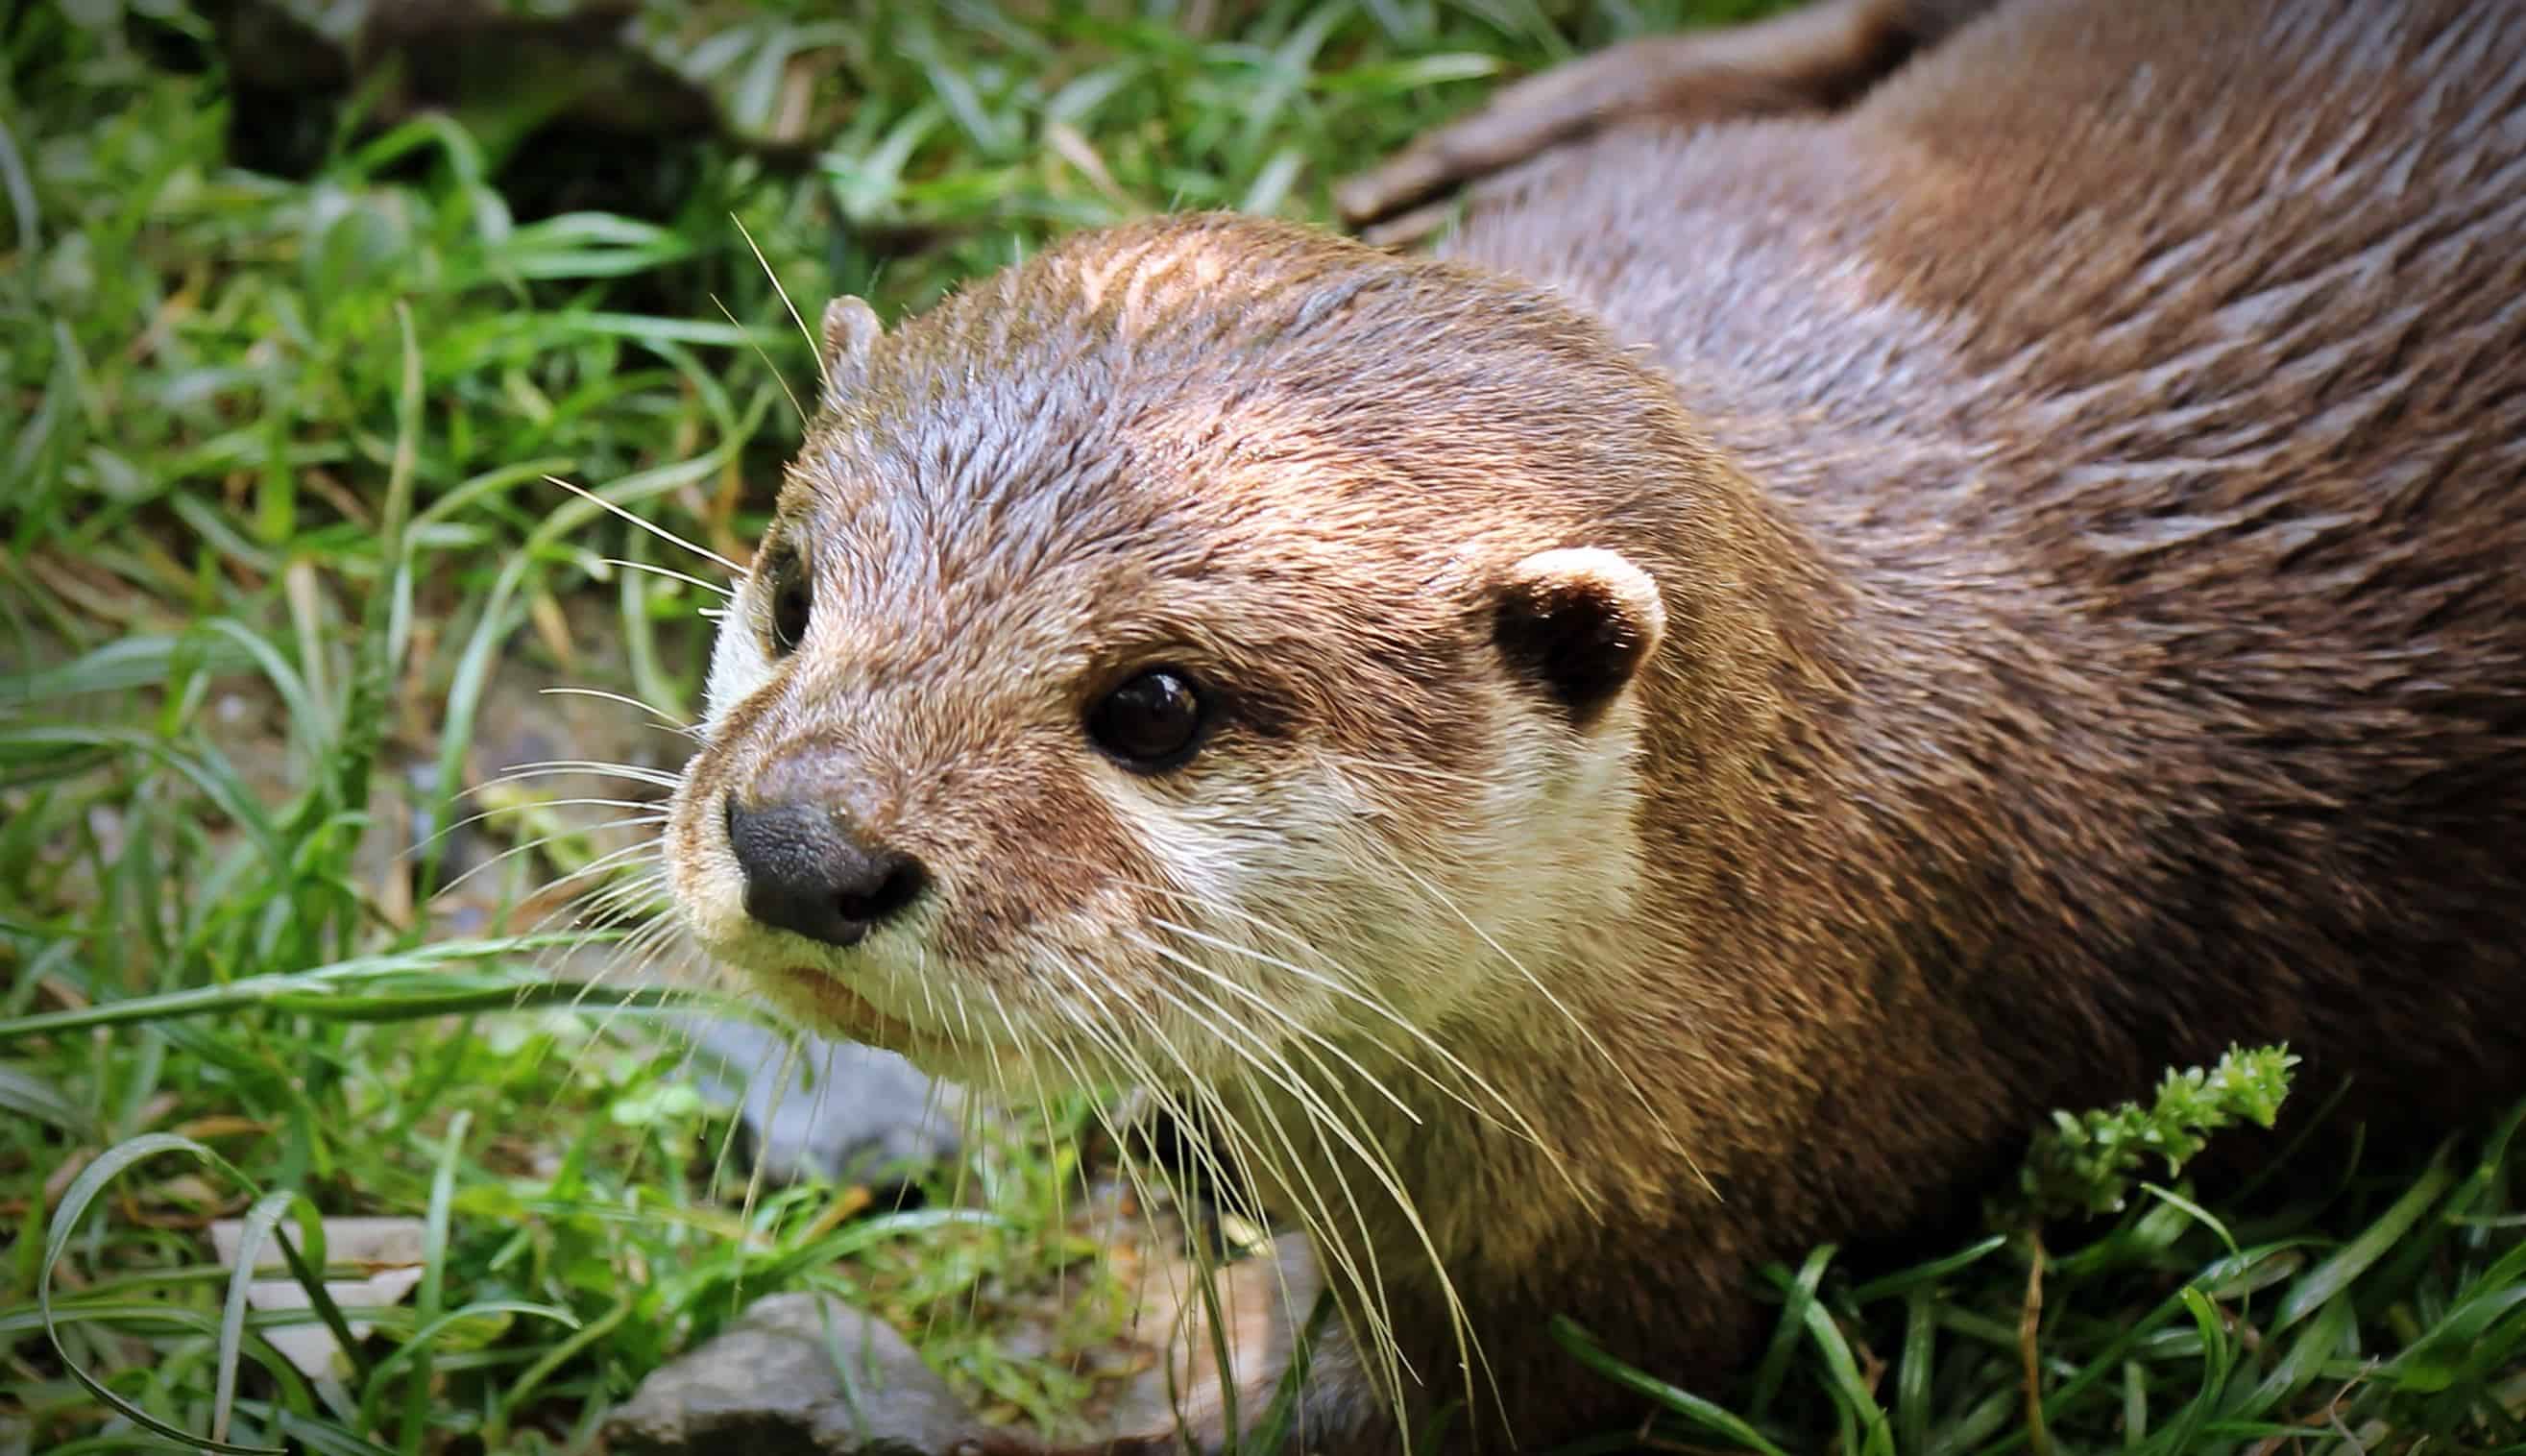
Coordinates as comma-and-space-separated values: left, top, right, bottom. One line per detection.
604, 1292, 993, 1455
678, 1016, 965, 1188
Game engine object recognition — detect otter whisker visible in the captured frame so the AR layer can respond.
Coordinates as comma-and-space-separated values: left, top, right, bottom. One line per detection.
1121, 870, 1581, 1200
732, 1028, 806, 1233
1009, 988, 1187, 1238
566, 878, 678, 937
487, 759, 686, 789
1013, 993, 1298, 1434
903, 972, 997, 1276
1155, 965, 1464, 1391
499, 862, 670, 956
510, 928, 708, 1128
1131, 929, 1492, 1414
956, 994, 1059, 1347
932, 984, 1068, 1243
536, 863, 665, 932
521, 871, 673, 969
708, 289, 808, 426
484, 843, 668, 920
1045, 960, 1408, 1429
599, 557, 737, 601
947, 969, 981, 1051
1110, 954, 1445, 1419
554, 916, 687, 1009
399, 790, 663, 864
1124, 932, 1421, 1126
1214, 1061, 1420, 1432
545, 474, 745, 575
1012, 860, 1436, 1414
1140, 1069, 1356, 1430
985, 981, 1265, 1405
538, 841, 671, 903
1145, 911, 1576, 1191
916, 989, 1030, 1349
694, 1023, 768, 1209
907, 945, 947, 1043
536, 685, 701, 736
887, 947, 991, 1278
731, 213, 819, 362
1390, 861, 1714, 1198
1130, 945, 1518, 1428
422, 815, 668, 904
449, 795, 669, 826
554, 925, 701, 1075
546, 880, 677, 972
1028, 968, 1268, 1225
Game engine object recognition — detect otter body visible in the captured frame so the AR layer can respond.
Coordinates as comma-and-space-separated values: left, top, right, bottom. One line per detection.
666, 0, 2526, 1448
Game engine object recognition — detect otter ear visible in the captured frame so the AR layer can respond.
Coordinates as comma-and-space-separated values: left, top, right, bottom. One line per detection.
818, 296, 883, 410
1492, 547, 1666, 725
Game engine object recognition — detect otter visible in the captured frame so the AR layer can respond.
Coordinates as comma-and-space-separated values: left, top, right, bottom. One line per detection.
659, 0, 2526, 1449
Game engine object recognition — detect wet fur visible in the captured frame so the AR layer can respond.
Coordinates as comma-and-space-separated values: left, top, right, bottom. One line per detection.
667, 0, 2526, 1449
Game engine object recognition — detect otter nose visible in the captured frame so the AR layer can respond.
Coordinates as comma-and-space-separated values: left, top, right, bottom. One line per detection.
723, 797, 929, 948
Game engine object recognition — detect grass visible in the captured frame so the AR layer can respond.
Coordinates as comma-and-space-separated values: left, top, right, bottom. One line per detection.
5, 1, 2525, 1453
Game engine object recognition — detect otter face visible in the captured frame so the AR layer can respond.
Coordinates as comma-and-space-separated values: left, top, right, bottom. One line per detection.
663, 216, 1680, 1097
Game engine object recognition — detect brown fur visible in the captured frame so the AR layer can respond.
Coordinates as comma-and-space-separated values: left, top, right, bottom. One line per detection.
665, 0, 2526, 1450
1334, 0, 2001, 237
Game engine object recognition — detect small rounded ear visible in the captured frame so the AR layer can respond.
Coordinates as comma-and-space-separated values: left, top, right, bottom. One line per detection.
818, 296, 883, 410
1492, 547, 1666, 726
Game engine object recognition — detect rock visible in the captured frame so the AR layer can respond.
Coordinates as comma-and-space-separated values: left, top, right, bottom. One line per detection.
603, 1292, 992, 1455
678, 1016, 965, 1189
207, 1214, 426, 1378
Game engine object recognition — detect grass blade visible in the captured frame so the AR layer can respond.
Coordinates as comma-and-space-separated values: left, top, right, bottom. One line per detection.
42, 1134, 286, 1455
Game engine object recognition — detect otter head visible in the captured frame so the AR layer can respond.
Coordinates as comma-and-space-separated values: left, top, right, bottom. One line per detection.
665, 214, 1740, 1096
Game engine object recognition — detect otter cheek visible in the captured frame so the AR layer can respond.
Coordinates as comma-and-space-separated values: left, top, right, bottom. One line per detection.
665, 761, 752, 954
701, 611, 775, 724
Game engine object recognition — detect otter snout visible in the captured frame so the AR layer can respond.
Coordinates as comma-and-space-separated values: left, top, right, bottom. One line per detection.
723, 795, 929, 948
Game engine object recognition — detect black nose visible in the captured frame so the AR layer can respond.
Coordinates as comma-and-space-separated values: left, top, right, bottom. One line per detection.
723, 797, 929, 948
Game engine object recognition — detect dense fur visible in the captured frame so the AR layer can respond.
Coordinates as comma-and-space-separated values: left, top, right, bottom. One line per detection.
665, 0, 2526, 1449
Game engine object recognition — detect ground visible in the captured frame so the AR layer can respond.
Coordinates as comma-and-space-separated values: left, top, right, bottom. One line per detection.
5, 2, 2524, 1453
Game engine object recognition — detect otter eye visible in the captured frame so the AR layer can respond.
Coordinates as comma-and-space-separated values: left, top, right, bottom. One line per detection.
764, 547, 811, 656
1088, 667, 1205, 769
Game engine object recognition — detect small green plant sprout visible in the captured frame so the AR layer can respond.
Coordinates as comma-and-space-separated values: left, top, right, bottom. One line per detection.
2009, 1044, 2298, 1224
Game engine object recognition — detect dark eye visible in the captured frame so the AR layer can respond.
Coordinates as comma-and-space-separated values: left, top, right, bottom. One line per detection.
1087, 667, 1206, 769
764, 546, 811, 656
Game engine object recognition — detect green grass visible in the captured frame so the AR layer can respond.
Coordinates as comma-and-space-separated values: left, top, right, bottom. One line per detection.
6, 2, 2525, 1453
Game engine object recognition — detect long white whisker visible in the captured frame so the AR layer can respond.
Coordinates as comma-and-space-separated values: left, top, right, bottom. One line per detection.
1391, 860, 1712, 1199
1145, 911, 1578, 1196
1067, 861, 1579, 1202
537, 685, 703, 736
546, 473, 745, 575
517, 861, 670, 941
429, 822, 664, 903
732, 213, 819, 360
569, 873, 678, 927
1208, 1058, 1415, 1431
600, 557, 736, 600
1113, 951, 1450, 1419
485, 759, 684, 789
1126, 932, 1419, 1127
406, 797, 664, 867
1041, 960, 1401, 1429
709, 289, 807, 425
